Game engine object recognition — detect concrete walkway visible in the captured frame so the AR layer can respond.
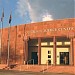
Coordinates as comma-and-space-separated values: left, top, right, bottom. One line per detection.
0, 70, 74, 75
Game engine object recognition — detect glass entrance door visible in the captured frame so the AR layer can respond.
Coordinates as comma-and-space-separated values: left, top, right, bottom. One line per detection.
60, 52, 69, 65
31, 52, 38, 64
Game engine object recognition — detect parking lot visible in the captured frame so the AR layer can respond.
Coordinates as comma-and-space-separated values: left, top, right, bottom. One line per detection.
0, 70, 74, 75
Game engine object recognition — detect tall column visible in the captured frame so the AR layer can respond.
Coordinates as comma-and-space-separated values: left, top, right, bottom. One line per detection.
38, 38, 41, 65
23, 40, 25, 64
73, 38, 75, 66
26, 40, 28, 64
70, 38, 73, 65
15, 26, 17, 63
53, 36, 56, 65
24, 40, 28, 64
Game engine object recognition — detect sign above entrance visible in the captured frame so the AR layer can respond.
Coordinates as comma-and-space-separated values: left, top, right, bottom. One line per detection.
27, 27, 74, 35
26, 27, 75, 35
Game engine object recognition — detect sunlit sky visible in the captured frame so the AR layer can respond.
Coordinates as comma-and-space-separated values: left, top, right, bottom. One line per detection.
0, 0, 75, 28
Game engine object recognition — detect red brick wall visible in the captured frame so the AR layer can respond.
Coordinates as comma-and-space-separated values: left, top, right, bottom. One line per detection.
16, 25, 24, 64
1, 25, 25, 64
25, 18, 75, 38
10, 26, 17, 64
1, 28, 8, 64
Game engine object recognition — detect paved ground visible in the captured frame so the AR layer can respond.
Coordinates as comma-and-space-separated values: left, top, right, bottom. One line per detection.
0, 70, 74, 75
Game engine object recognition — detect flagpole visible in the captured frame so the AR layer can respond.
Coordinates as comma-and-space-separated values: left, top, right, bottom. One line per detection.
0, 8, 4, 64
7, 13, 11, 67
0, 20, 3, 64
7, 23, 10, 67
0, 21, 2, 64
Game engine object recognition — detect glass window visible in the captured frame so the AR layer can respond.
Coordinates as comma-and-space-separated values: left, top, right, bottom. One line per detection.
48, 51, 51, 54
48, 55, 51, 58
56, 42, 62, 45
64, 42, 70, 45
48, 60, 51, 64
50, 42, 53, 45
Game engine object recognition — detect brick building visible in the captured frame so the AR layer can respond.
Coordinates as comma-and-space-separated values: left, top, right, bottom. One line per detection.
0, 18, 75, 73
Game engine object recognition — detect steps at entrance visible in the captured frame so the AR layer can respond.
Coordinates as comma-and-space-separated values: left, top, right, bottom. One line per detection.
0, 64, 7, 69
12, 65, 45, 72
4, 64, 75, 74
46, 66, 75, 74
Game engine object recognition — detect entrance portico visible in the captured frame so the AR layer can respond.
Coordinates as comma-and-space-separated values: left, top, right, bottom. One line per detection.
27, 36, 74, 66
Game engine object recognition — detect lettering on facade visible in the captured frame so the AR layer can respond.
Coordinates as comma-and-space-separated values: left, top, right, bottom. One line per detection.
27, 27, 75, 35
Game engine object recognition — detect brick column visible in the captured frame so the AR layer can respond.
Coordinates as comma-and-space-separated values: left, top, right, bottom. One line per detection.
53, 36, 56, 65
24, 40, 28, 64
70, 38, 73, 65
38, 38, 41, 65
26, 40, 28, 64
15, 26, 17, 63
73, 38, 75, 66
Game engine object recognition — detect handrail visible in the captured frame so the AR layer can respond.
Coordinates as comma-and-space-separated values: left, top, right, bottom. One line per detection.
27, 59, 34, 65
27, 59, 34, 69
42, 60, 49, 73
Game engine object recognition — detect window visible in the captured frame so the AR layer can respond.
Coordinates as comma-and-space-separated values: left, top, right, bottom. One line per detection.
48, 60, 51, 64
50, 42, 53, 45
48, 51, 51, 54
56, 42, 62, 45
48, 55, 51, 58
64, 42, 70, 45
48, 50, 51, 65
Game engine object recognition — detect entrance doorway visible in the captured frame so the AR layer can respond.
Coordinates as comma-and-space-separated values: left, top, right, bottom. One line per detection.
31, 52, 38, 64
60, 52, 69, 65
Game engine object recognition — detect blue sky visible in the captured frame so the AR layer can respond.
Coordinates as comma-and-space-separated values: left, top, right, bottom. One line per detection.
0, 0, 75, 28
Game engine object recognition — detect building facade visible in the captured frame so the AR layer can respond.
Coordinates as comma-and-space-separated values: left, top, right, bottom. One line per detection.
0, 18, 75, 67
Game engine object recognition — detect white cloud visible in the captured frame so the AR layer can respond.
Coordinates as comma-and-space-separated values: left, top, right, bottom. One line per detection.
26, 0, 36, 22
42, 12, 53, 21
16, 0, 53, 22
16, 0, 74, 23
16, 0, 28, 17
